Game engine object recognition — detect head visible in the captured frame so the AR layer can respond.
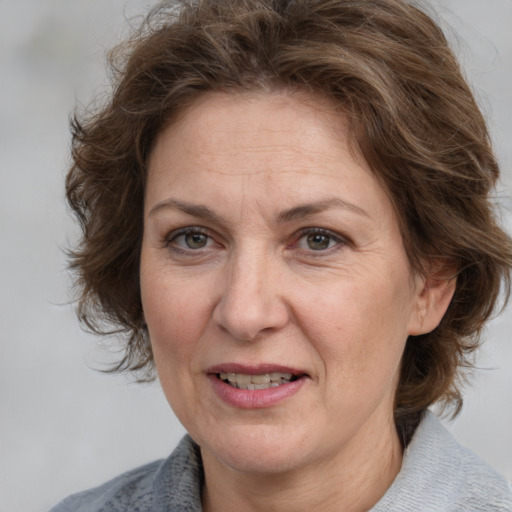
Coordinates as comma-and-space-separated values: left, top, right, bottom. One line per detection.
68, 0, 512, 440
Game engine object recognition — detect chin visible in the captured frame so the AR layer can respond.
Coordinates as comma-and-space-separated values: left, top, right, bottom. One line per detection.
199, 422, 315, 475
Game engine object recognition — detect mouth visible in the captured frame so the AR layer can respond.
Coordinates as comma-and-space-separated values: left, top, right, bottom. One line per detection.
207, 364, 308, 408
217, 371, 300, 390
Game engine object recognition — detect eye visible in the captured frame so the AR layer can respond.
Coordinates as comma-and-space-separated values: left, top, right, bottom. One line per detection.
181, 232, 209, 249
165, 228, 215, 251
294, 228, 345, 252
304, 233, 336, 250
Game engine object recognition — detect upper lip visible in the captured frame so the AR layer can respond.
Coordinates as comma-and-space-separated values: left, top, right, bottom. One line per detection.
207, 363, 308, 376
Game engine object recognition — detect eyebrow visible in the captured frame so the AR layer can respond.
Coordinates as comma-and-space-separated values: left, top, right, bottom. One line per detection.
148, 196, 369, 224
276, 198, 369, 223
149, 198, 227, 224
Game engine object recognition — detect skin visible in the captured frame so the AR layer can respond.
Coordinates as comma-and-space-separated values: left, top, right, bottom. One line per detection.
140, 90, 455, 512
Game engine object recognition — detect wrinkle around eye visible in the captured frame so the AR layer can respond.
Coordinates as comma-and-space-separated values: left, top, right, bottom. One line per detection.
290, 228, 348, 255
163, 227, 222, 258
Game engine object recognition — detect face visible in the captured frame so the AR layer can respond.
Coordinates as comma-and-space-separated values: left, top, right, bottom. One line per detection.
141, 91, 432, 476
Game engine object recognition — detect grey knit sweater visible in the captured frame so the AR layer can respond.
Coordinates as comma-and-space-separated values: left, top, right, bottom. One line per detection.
50, 411, 512, 511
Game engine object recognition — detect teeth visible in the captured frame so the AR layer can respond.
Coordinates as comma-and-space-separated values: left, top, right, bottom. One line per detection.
253, 383, 270, 390
270, 372, 291, 381
251, 374, 270, 384
218, 372, 297, 390
236, 374, 252, 385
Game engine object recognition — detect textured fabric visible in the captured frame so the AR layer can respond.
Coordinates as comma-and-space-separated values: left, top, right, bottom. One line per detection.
50, 437, 203, 512
371, 412, 512, 511
50, 412, 512, 511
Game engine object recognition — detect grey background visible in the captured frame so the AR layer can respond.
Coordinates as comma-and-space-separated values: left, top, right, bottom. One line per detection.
1, 1, 511, 511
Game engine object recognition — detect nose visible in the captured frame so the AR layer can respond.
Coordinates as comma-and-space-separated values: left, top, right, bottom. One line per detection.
212, 249, 290, 341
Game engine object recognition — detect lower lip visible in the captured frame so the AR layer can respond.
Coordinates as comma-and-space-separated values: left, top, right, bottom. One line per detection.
208, 374, 307, 409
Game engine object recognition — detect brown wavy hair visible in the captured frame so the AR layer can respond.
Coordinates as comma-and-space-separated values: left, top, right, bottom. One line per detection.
67, 0, 512, 436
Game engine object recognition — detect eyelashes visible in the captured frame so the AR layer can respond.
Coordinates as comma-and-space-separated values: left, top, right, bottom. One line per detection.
292, 227, 347, 252
168, 229, 213, 250
163, 226, 217, 254
163, 226, 349, 258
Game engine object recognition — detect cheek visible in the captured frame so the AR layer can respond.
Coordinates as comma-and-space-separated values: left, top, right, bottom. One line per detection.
140, 265, 206, 365
296, 275, 413, 380
141, 269, 210, 421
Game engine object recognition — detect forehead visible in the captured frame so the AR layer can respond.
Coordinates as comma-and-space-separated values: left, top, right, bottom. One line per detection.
149, 90, 363, 177
145, 90, 394, 224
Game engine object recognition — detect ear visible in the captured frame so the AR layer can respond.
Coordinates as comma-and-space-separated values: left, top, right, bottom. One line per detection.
408, 265, 456, 336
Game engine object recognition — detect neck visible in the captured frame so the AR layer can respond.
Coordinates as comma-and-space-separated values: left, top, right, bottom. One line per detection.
201, 415, 402, 512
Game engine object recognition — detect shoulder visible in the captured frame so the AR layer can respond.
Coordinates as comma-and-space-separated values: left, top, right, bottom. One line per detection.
49, 460, 162, 512
49, 435, 203, 512
372, 411, 512, 512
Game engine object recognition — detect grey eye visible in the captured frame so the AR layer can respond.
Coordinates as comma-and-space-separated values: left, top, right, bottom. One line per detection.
184, 232, 209, 249
306, 233, 335, 250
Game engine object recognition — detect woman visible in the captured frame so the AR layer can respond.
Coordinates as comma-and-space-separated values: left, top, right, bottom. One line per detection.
52, 0, 512, 510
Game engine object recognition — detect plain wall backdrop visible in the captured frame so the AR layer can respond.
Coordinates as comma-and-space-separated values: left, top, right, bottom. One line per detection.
1, 1, 511, 511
